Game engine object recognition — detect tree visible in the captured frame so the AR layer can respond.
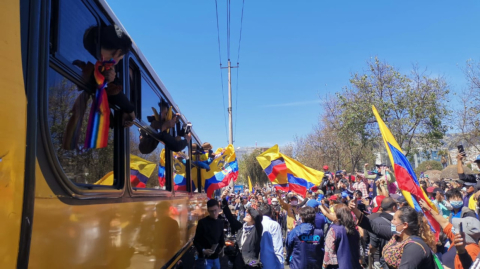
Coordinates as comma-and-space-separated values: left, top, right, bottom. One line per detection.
414, 160, 443, 176
238, 149, 270, 187
336, 57, 450, 158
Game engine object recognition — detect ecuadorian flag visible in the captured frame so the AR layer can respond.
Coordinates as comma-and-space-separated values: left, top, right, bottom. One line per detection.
372, 106, 440, 240
202, 144, 238, 198
94, 154, 156, 188
256, 145, 323, 197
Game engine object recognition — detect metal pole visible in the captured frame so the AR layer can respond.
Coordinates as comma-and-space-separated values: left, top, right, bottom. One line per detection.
228, 60, 233, 145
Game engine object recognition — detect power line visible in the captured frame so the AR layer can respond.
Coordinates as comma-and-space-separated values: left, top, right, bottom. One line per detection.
234, 0, 245, 143
236, 0, 245, 64
227, 0, 231, 60
215, 0, 228, 143
234, 67, 239, 142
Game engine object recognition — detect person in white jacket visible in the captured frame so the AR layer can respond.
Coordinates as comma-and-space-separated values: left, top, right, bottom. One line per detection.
258, 204, 284, 269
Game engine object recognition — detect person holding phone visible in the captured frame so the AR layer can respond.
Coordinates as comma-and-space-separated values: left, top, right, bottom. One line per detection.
419, 199, 480, 269
193, 199, 225, 269
221, 190, 263, 268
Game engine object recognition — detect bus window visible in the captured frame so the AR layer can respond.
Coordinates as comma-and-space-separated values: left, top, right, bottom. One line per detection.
55, 0, 98, 68
128, 77, 165, 189
192, 137, 202, 193
46, 67, 114, 185
172, 138, 189, 193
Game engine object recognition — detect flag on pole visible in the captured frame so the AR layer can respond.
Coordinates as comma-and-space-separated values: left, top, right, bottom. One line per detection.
202, 144, 238, 198
372, 105, 440, 240
248, 176, 253, 193
256, 145, 323, 197
94, 154, 156, 188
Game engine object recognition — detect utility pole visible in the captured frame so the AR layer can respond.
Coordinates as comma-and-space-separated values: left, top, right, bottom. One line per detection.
221, 60, 238, 145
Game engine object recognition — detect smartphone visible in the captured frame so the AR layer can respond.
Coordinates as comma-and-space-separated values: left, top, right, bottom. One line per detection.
458, 145, 466, 156
185, 122, 192, 134
459, 222, 464, 234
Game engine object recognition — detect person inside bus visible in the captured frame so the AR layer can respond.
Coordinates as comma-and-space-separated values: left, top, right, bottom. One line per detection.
138, 98, 191, 154
79, 24, 135, 126
64, 24, 134, 150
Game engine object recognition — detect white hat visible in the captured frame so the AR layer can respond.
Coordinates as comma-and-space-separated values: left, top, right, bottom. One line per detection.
272, 198, 278, 202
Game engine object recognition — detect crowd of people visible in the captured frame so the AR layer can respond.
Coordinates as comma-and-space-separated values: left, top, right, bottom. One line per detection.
193, 154, 480, 269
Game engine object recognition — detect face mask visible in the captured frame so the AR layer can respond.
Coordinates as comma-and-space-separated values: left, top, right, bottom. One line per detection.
451, 201, 464, 209
391, 222, 404, 235
272, 202, 278, 205
291, 200, 298, 206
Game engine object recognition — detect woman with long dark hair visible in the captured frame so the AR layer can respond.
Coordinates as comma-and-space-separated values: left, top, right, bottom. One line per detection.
349, 200, 436, 268
323, 203, 362, 269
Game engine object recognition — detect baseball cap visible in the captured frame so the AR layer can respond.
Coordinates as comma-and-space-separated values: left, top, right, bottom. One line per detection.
328, 195, 338, 201
306, 199, 320, 208
372, 195, 386, 213
452, 217, 480, 244
426, 187, 435, 193
396, 195, 407, 204
433, 188, 445, 195
271, 198, 278, 202
323, 165, 329, 170
475, 155, 480, 163
341, 191, 349, 199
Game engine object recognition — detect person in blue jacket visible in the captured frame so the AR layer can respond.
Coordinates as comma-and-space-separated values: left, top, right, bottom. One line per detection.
286, 206, 324, 269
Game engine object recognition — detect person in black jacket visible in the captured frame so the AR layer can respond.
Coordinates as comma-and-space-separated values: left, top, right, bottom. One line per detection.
221, 191, 263, 268
370, 197, 397, 268
193, 199, 225, 269
349, 199, 436, 269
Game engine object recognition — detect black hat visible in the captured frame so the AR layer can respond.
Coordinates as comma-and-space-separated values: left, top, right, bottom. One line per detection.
397, 195, 407, 203
247, 208, 260, 219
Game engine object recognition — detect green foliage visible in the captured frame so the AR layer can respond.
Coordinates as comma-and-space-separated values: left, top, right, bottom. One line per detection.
337, 57, 450, 158
414, 160, 443, 176
238, 149, 270, 187
292, 57, 450, 173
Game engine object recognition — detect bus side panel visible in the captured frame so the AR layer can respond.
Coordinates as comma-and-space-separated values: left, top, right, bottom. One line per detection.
29, 166, 206, 269
0, 1, 27, 268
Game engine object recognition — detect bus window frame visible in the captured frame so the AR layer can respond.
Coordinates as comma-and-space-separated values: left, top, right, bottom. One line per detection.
40, 62, 125, 199
125, 56, 178, 197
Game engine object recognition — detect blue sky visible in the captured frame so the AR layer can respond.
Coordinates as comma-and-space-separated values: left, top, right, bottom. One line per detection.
108, 0, 480, 149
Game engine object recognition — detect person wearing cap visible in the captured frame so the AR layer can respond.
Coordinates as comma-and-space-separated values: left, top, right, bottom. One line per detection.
431, 188, 452, 219
322, 165, 331, 176
367, 197, 398, 268
363, 163, 396, 197
275, 190, 308, 231
221, 191, 263, 268
457, 153, 480, 199
420, 199, 480, 269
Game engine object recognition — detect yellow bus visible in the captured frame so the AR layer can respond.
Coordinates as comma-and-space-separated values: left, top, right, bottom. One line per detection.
1, 0, 208, 268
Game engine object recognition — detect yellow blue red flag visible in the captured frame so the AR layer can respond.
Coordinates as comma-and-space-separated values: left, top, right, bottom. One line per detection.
256, 145, 323, 197
372, 105, 440, 240
95, 154, 156, 188
201, 144, 238, 198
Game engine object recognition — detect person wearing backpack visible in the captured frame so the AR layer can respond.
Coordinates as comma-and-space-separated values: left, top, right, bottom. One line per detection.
349, 200, 437, 268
